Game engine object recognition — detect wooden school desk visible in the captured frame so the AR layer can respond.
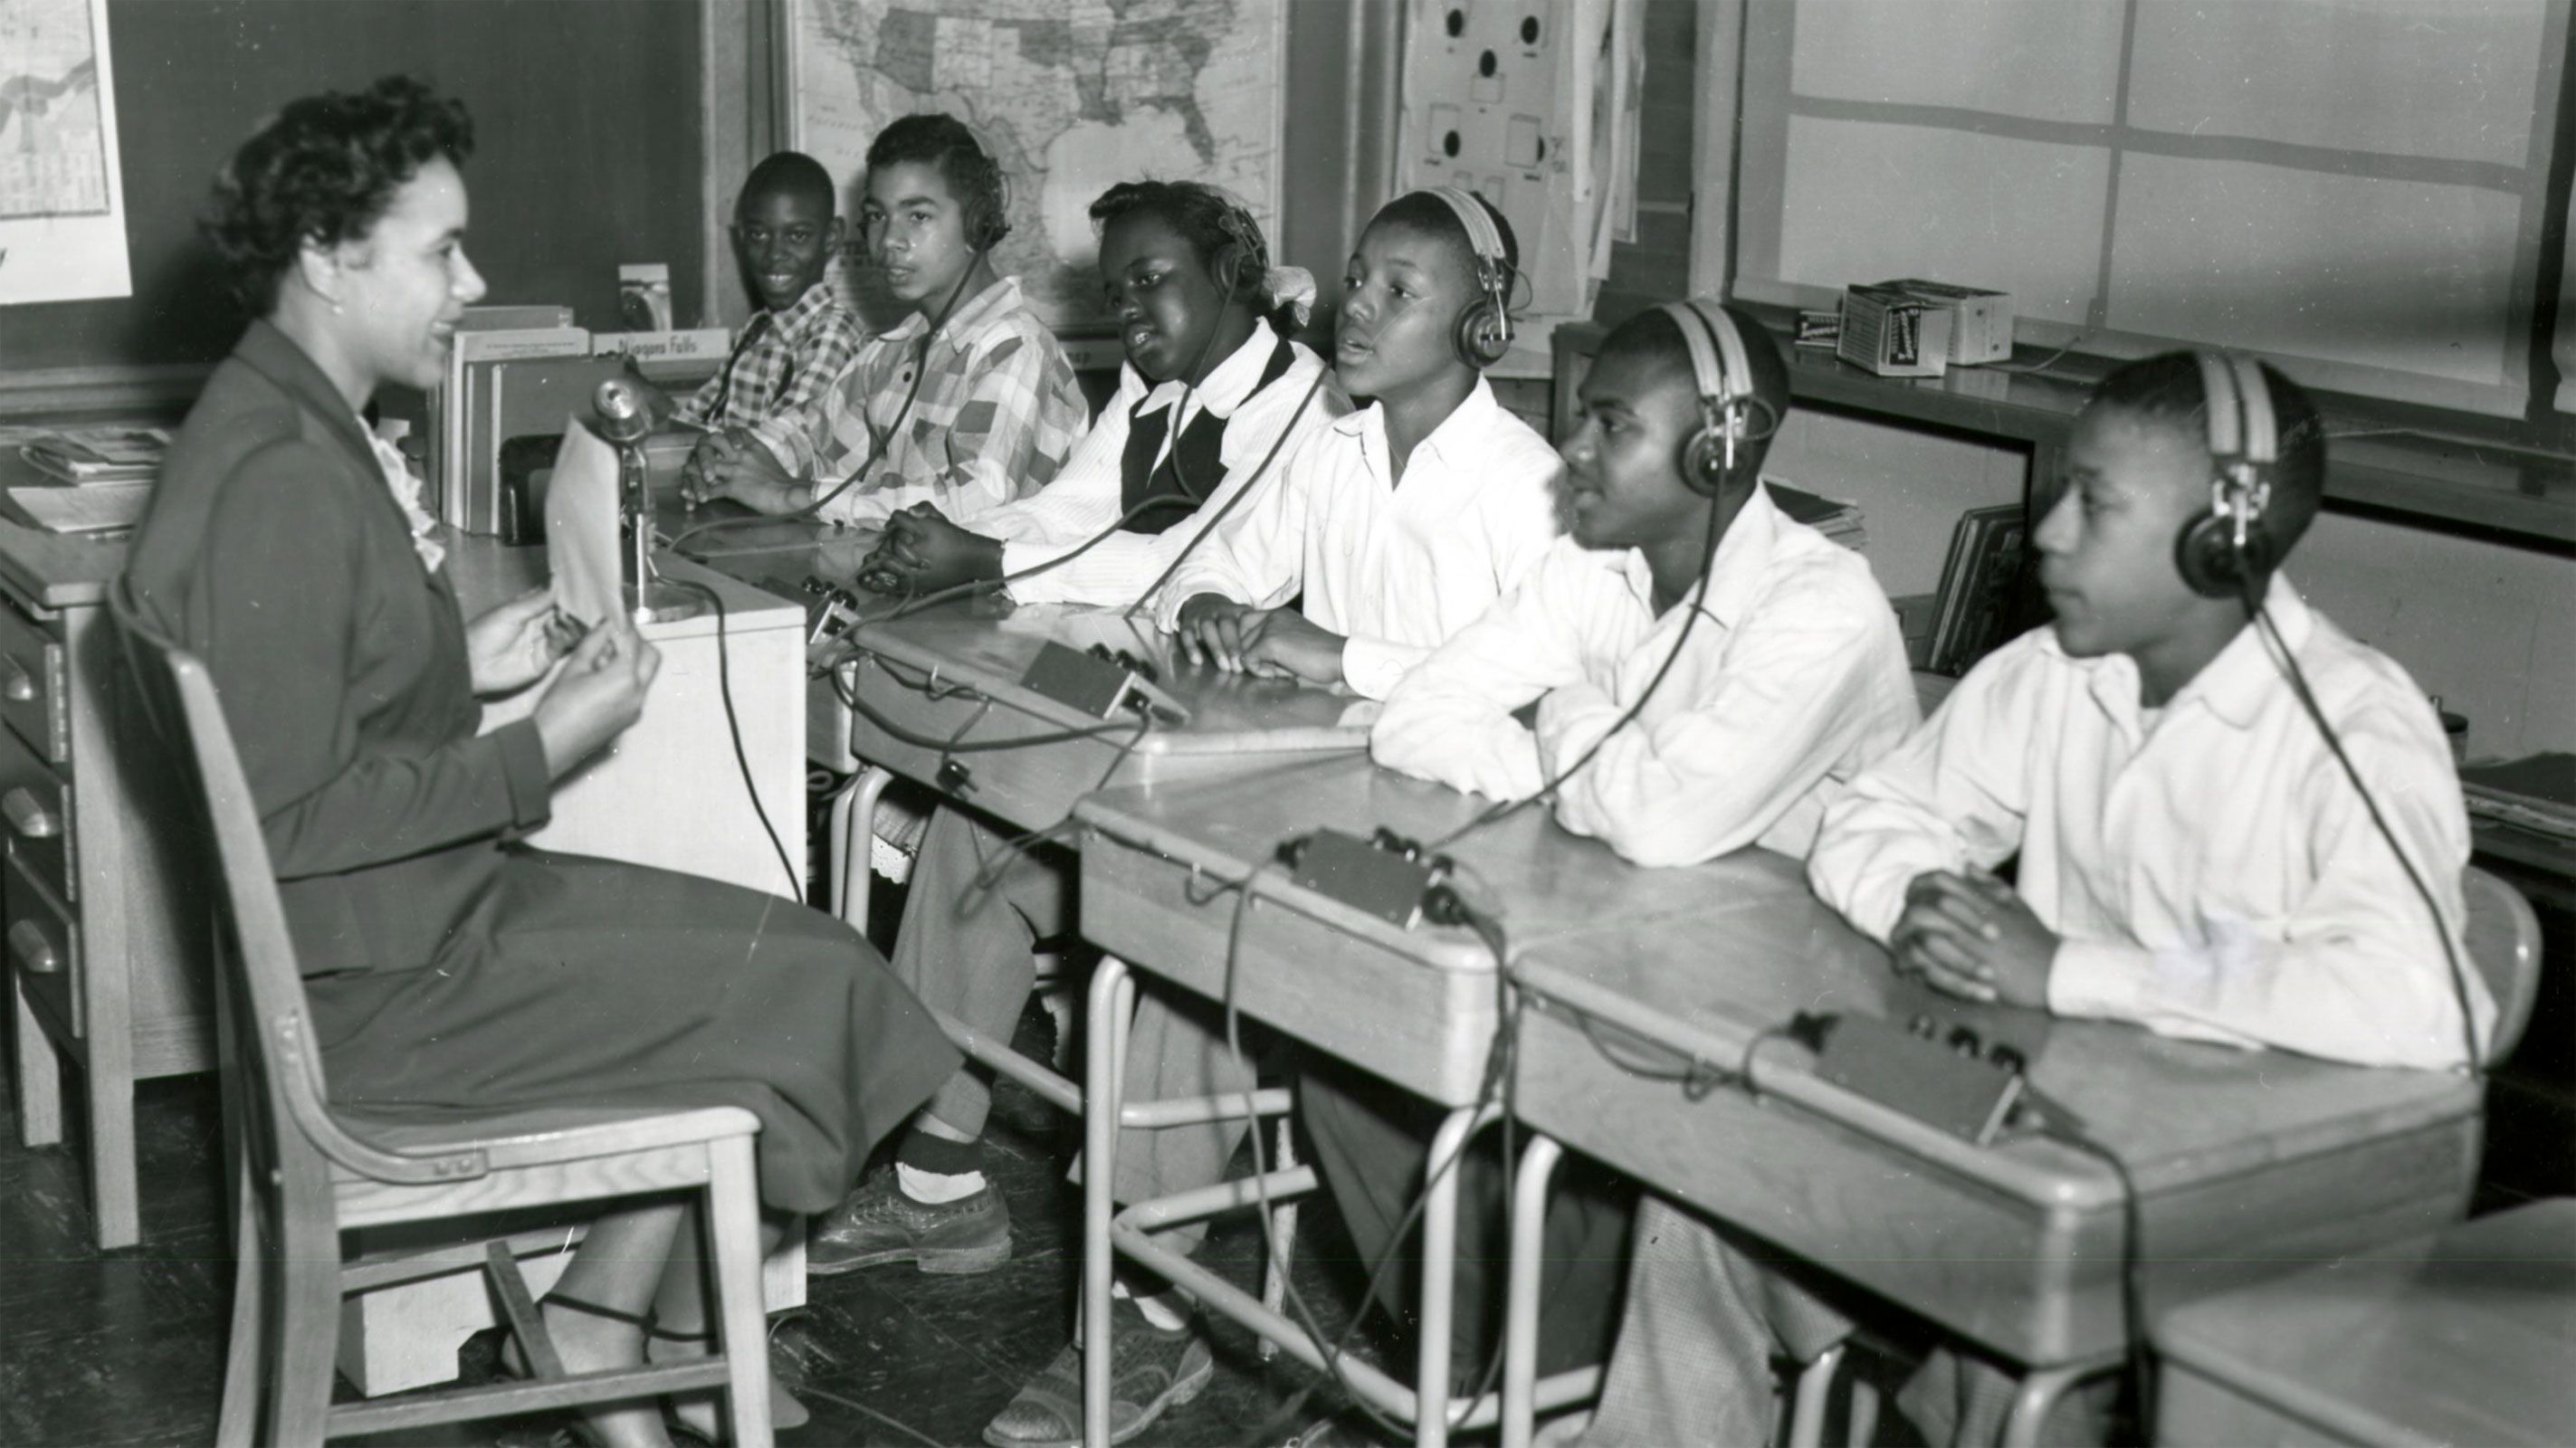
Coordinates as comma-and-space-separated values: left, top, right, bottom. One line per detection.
2155, 1198, 2576, 1447
1493, 850, 2485, 1448
1068, 751, 1804, 1447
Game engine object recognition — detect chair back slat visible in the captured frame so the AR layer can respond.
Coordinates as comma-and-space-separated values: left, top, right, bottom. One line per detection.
2464, 864, 2541, 1067
108, 581, 486, 1187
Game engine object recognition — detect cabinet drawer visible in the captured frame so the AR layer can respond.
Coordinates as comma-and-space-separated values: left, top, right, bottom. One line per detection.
0, 601, 68, 766
0, 726, 72, 902
5, 848, 81, 1038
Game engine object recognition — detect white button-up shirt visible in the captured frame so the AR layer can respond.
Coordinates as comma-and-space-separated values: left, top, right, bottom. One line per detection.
1155, 376, 1562, 698
974, 319, 1346, 607
1371, 482, 1919, 866
1808, 575, 2491, 1070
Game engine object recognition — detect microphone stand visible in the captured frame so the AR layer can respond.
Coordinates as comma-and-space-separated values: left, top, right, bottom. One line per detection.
607, 420, 705, 624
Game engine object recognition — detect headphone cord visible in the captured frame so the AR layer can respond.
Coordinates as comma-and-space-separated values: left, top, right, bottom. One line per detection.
2239, 578, 2485, 1073
1421, 488, 1732, 853
668, 254, 985, 554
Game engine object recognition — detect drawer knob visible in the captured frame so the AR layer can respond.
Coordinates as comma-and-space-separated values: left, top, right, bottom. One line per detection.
2, 660, 34, 703
2, 787, 58, 839
6, 919, 60, 975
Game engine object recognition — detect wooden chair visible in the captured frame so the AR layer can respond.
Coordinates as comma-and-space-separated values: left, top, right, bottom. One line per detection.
110, 591, 773, 1448
1781, 863, 2546, 1448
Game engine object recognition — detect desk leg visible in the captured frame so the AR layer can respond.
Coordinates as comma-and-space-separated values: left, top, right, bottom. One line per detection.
1501, 1134, 1565, 1448
1417, 1103, 1502, 1448
13, 968, 62, 1146
829, 767, 892, 934
1083, 955, 1137, 1448
1999, 1358, 2113, 1448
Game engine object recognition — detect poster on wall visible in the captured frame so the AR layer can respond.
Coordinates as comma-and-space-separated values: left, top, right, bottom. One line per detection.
0, 0, 130, 305
784, 0, 1287, 338
1398, 0, 1641, 373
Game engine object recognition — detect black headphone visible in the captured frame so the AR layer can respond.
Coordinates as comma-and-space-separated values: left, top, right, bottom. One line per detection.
1205, 186, 1269, 302
1420, 186, 1513, 367
2176, 351, 2283, 599
953, 121, 1012, 253
1659, 298, 1774, 496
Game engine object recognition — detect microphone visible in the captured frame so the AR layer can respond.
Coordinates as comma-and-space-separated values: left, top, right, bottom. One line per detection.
593, 376, 654, 446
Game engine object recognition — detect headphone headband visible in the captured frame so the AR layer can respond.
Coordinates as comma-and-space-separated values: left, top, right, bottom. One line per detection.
1419, 185, 1507, 270
1658, 298, 1755, 410
2195, 350, 2277, 472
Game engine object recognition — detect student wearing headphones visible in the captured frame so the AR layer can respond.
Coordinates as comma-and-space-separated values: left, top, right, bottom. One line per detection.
1291, 301, 1919, 1434
1159, 186, 1561, 696
688, 112, 1087, 528
1558, 352, 2493, 1448
959, 188, 1561, 1448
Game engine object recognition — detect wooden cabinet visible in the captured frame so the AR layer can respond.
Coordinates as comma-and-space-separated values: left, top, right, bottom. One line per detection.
3, 525, 218, 1250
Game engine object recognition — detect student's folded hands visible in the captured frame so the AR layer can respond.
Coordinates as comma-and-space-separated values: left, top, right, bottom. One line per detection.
1174, 594, 1346, 685
857, 501, 1003, 595
1892, 868, 2057, 1008
682, 428, 807, 514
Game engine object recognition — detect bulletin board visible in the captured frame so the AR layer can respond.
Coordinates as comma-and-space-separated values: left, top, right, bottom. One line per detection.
0, 0, 706, 386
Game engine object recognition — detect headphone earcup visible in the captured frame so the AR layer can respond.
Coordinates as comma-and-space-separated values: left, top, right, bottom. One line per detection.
2174, 510, 2245, 599
1679, 422, 1728, 497
1454, 298, 1511, 368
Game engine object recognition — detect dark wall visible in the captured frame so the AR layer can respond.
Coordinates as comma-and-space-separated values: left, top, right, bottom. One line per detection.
3, 0, 705, 376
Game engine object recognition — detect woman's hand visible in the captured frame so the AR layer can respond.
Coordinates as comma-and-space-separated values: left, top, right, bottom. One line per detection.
466, 586, 579, 698
682, 430, 809, 514
860, 502, 1003, 595
531, 622, 662, 777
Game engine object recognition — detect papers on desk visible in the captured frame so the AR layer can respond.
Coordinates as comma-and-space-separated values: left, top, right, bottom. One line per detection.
545, 417, 625, 629
10, 481, 150, 535
18, 427, 169, 483
2463, 753, 2576, 842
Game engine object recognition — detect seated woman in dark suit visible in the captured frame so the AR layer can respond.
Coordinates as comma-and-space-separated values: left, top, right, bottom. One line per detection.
119, 76, 959, 1448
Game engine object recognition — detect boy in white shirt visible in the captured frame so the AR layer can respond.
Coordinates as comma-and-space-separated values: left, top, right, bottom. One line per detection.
1301, 300, 1917, 1416
1564, 352, 2491, 1448
974, 187, 1564, 1448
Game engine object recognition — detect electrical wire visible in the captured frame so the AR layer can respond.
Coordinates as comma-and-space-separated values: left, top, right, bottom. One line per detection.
2244, 582, 2485, 1074
834, 652, 1157, 755
667, 257, 985, 555
2044, 1127, 2151, 1443
661, 576, 802, 904
1420, 482, 1735, 854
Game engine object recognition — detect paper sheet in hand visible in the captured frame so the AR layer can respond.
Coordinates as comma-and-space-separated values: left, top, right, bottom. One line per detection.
546, 417, 625, 628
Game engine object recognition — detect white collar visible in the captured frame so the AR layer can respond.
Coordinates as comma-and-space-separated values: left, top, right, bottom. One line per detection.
1135, 318, 1282, 423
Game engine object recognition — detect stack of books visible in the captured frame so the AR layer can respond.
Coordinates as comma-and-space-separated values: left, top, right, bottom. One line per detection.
1924, 502, 2029, 676
2461, 754, 2576, 843
1765, 477, 1867, 553
432, 305, 587, 533
19, 426, 168, 484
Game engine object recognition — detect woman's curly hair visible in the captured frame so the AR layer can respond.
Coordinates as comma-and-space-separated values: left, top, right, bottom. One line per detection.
203, 75, 473, 316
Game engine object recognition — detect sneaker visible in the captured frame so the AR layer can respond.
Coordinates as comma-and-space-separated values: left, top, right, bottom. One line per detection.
808, 1170, 1011, 1276
981, 1299, 1215, 1447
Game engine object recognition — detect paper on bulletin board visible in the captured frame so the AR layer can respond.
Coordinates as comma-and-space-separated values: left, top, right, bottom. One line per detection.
1397, 0, 1641, 375
545, 417, 625, 631
0, 0, 133, 304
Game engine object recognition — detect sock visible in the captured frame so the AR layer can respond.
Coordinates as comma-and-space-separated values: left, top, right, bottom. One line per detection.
896, 1123, 983, 1176
894, 1162, 986, 1205
1111, 1275, 1189, 1332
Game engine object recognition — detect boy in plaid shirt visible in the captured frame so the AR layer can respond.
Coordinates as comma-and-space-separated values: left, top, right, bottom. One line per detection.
688, 114, 1086, 529
672, 151, 865, 486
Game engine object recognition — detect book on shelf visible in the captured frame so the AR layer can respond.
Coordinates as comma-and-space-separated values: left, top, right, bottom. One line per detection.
435, 317, 589, 529
18, 426, 170, 484
1763, 476, 1868, 554
2461, 753, 2576, 842
10, 481, 152, 534
1926, 502, 2029, 677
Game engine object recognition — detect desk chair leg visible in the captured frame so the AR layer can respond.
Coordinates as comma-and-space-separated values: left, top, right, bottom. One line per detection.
272, 1218, 345, 1446
1999, 1361, 2104, 1448
1786, 1342, 1847, 1448
708, 1137, 776, 1448
12, 971, 62, 1147
1260, 1116, 1299, 1363
1849, 1373, 1881, 1447
1083, 955, 1138, 1448
829, 767, 893, 933
1501, 1134, 1566, 1448
216, 1165, 267, 1448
